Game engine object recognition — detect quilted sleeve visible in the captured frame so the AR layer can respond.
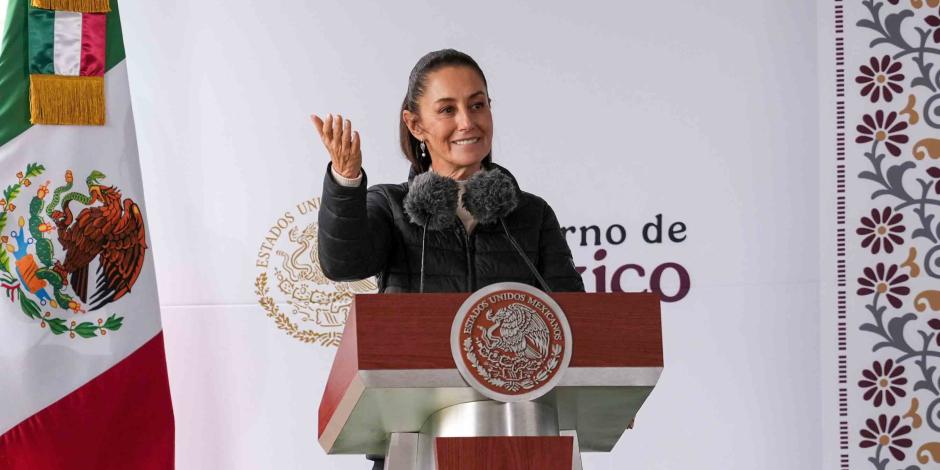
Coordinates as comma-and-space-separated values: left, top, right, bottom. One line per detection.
317, 163, 394, 281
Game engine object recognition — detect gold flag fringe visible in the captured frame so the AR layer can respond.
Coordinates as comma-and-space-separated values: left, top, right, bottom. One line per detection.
31, 0, 110, 12
29, 75, 105, 126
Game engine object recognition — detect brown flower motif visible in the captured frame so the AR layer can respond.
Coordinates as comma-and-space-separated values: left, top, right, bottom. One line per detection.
856, 56, 904, 103
855, 110, 909, 156
857, 207, 905, 254
859, 414, 912, 460
857, 263, 910, 309
928, 167, 940, 195
859, 360, 907, 407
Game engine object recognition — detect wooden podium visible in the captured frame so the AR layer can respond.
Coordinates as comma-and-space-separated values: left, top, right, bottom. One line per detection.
318, 292, 663, 469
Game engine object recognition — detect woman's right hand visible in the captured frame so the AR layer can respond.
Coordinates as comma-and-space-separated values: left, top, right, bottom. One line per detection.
311, 114, 362, 179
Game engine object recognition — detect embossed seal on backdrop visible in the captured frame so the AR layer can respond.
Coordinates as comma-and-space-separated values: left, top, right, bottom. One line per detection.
254, 197, 376, 347
451, 282, 573, 402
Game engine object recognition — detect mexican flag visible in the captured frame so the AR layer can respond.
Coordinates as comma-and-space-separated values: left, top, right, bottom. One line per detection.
0, 0, 174, 468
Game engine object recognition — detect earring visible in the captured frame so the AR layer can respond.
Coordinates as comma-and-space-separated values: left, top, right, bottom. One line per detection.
420, 141, 427, 160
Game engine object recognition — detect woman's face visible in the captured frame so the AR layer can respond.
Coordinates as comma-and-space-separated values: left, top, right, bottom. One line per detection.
404, 66, 493, 179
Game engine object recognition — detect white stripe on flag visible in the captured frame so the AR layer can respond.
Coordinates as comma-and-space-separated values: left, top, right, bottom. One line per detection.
53, 12, 82, 76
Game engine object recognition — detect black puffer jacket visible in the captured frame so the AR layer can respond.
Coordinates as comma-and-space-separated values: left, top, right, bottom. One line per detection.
317, 162, 584, 293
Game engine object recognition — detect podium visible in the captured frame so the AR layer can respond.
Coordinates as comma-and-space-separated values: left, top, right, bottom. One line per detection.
318, 291, 663, 469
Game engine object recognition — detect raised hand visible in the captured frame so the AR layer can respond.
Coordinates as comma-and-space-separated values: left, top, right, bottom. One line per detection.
311, 113, 362, 179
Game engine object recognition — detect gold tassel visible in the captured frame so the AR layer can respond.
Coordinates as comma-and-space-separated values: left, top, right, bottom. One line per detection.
29, 75, 105, 126
31, 0, 110, 12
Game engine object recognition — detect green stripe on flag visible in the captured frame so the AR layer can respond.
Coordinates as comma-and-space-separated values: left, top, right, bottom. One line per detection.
0, 0, 126, 147
105, 0, 124, 71
26, 6, 53, 74
0, 0, 30, 146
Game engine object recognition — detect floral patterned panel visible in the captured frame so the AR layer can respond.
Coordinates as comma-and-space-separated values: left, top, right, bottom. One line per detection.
843, 0, 940, 468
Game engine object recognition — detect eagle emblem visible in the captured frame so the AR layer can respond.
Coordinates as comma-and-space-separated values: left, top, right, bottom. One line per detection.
0, 164, 142, 339
451, 283, 573, 402
480, 303, 551, 361
50, 170, 147, 311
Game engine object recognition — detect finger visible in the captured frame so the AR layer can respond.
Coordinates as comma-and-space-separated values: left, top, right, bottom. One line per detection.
340, 119, 352, 154
332, 114, 343, 147
310, 114, 325, 140
322, 114, 334, 140
352, 130, 361, 157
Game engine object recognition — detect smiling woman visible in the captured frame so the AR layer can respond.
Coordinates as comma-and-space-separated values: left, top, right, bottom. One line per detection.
398, 56, 494, 180
311, 48, 583, 297
308, 49, 585, 469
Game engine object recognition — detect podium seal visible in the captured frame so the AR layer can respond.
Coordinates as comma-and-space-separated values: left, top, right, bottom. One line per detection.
451, 282, 573, 402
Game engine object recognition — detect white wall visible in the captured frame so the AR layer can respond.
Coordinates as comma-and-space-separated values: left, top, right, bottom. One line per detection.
118, 1, 820, 468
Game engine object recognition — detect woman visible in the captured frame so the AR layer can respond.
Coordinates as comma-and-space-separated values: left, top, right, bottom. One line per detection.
311, 48, 583, 294
312, 48, 583, 469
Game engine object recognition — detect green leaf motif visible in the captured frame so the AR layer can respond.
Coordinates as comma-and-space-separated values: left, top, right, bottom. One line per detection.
103, 314, 123, 331
19, 291, 41, 320
24, 163, 45, 179
0, 250, 10, 275
74, 322, 98, 338
3, 184, 19, 204
0, 211, 7, 274
45, 317, 67, 335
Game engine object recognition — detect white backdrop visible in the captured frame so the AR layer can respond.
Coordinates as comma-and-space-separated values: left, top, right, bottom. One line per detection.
113, 1, 820, 468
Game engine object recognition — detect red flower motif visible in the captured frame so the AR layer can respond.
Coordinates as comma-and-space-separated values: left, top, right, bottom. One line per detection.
927, 8, 940, 42
928, 318, 940, 346
928, 167, 940, 195
855, 110, 909, 156
859, 414, 912, 460
857, 207, 905, 254
857, 263, 910, 309
856, 56, 904, 102
858, 359, 907, 407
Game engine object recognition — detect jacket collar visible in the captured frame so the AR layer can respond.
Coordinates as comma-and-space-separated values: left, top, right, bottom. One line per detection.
407, 160, 522, 194
404, 161, 523, 229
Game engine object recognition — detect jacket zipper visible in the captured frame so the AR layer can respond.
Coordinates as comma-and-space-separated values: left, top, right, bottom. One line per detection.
455, 221, 474, 291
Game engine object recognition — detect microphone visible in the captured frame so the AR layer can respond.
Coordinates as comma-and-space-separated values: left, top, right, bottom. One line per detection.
403, 167, 552, 293
404, 171, 459, 293
464, 169, 552, 293
403, 171, 459, 230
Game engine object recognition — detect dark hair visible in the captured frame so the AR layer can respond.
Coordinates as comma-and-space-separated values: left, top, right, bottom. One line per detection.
399, 49, 493, 174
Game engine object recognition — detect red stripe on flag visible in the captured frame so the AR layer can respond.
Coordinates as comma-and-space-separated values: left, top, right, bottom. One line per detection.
0, 333, 175, 469
79, 13, 107, 77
